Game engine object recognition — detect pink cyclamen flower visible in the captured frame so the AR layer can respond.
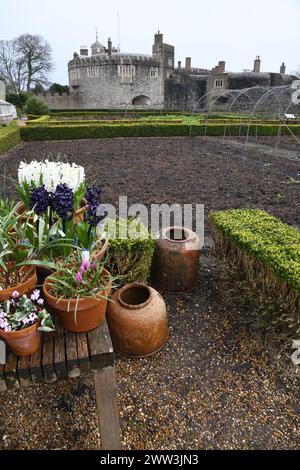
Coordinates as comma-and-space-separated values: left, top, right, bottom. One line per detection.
75, 271, 83, 283
12, 291, 20, 299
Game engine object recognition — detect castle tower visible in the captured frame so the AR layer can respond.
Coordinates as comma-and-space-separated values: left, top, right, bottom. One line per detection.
253, 56, 261, 73
91, 28, 106, 55
152, 31, 174, 80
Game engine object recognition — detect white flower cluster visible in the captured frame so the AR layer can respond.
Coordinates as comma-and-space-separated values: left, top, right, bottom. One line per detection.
18, 160, 85, 192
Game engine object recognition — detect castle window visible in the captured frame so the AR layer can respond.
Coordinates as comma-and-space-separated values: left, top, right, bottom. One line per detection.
150, 67, 159, 78
118, 65, 136, 77
87, 66, 100, 78
215, 79, 224, 87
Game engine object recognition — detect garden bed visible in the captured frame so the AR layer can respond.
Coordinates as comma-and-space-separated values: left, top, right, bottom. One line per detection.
0, 136, 299, 450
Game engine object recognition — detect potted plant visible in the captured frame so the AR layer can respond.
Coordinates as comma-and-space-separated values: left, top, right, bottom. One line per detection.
43, 254, 113, 333
104, 217, 154, 287
0, 290, 55, 356
0, 206, 58, 300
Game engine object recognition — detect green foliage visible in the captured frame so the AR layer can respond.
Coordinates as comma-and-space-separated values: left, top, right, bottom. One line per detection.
210, 209, 300, 293
210, 209, 300, 337
48, 255, 112, 300
48, 83, 70, 95
104, 217, 154, 286
25, 96, 49, 116
6, 92, 28, 111
0, 122, 20, 154
0, 294, 55, 332
20, 122, 300, 141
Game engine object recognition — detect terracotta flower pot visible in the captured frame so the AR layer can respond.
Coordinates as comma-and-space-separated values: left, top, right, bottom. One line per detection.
43, 268, 112, 333
151, 226, 201, 293
0, 265, 38, 302
107, 283, 169, 358
92, 237, 109, 262
0, 321, 41, 357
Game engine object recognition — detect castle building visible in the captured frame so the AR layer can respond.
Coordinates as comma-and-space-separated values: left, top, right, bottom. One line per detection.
67, 32, 174, 108
41, 31, 296, 110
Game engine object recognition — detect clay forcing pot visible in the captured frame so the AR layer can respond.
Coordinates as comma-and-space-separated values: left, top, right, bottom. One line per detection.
0, 265, 38, 302
151, 226, 201, 293
43, 268, 112, 333
106, 283, 168, 358
0, 321, 41, 357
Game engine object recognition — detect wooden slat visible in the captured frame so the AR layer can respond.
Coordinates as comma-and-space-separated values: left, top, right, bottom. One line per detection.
53, 319, 68, 379
42, 331, 57, 383
4, 352, 19, 390
88, 319, 114, 370
18, 356, 32, 387
77, 333, 90, 374
0, 364, 7, 392
30, 340, 43, 384
93, 367, 121, 450
65, 332, 80, 378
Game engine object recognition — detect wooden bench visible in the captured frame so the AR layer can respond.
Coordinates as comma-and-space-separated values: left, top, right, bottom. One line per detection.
0, 318, 121, 450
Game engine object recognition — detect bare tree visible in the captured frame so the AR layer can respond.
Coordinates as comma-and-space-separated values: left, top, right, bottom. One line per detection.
0, 34, 53, 93
16, 34, 54, 92
0, 40, 27, 93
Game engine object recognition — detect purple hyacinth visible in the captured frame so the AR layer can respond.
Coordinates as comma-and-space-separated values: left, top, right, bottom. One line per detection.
84, 186, 107, 227
52, 184, 74, 221
29, 185, 51, 215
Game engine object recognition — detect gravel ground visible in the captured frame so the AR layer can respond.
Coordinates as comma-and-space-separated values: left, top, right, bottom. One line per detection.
0, 136, 299, 450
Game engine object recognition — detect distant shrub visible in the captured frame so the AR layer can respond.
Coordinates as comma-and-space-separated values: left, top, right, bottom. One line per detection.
0, 122, 21, 154
6, 92, 28, 111
25, 96, 49, 116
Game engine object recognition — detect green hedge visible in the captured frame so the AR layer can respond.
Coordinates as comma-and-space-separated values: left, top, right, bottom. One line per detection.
49, 109, 187, 116
0, 123, 21, 154
210, 209, 300, 336
20, 123, 300, 141
26, 118, 183, 127
210, 209, 300, 293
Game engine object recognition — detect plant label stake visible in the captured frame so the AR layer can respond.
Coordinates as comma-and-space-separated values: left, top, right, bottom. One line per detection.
0, 340, 6, 364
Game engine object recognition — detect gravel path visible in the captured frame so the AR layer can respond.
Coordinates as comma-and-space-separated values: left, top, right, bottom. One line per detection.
0, 137, 299, 450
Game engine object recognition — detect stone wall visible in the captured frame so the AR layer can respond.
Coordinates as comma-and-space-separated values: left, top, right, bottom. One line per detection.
164, 72, 207, 110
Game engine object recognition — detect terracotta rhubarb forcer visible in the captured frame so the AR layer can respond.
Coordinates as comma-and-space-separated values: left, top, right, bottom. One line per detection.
151, 226, 201, 293
43, 268, 112, 333
0, 265, 38, 302
0, 321, 41, 357
106, 283, 168, 358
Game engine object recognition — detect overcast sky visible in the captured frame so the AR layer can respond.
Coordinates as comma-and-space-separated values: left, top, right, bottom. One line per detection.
1, 0, 299, 84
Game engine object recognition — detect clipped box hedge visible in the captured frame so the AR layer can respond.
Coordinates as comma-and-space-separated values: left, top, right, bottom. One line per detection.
210, 209, 300, 335
0, 123, 21, 154
20, 123, 300, 141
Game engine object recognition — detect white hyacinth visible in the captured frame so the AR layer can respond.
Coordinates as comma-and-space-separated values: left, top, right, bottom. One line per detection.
18, 160, 85, 192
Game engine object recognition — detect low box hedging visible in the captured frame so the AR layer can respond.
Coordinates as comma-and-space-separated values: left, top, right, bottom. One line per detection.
26, 118, 183, 127
20, 123, 300, 141
0, 123, 21, 154
210, 209, 300, 336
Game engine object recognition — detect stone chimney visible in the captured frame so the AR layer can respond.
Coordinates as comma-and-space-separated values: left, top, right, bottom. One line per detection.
178, 61, 181, 70
80, 46, 88, 56
218, 61, 226, 73
253, 56, 261, 73
185, 57, 191, 72
280, 62, 286, 74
